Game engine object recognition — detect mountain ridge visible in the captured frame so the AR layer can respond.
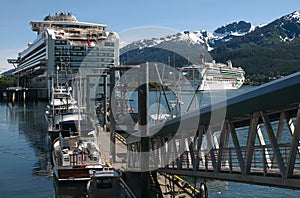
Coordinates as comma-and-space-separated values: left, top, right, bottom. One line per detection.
121, 20, 256, 53
120, 11, 300, 84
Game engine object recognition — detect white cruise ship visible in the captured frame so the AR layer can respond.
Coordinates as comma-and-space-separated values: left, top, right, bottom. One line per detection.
179, 59, 245, 91
9, 12, 119, 99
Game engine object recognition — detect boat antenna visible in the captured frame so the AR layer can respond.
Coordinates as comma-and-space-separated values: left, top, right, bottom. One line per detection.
154, 64, 172, 115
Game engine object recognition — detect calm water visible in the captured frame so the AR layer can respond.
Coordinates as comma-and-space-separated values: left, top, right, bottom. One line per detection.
0, 86, 300, 197
0, 101, 87, 198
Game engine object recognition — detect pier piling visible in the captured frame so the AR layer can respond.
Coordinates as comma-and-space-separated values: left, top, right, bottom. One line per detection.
139, 63, 150, 198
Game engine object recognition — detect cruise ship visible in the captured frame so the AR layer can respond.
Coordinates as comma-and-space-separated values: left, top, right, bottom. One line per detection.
179, 59, 245, 91
9, 12, 119, 99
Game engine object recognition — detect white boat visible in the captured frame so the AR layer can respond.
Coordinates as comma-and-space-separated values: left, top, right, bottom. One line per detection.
86, 169, 121, 198
179, 60, 245, 91
48, 86, 77, 109
150, 113, 173, 125
45, 85, 79, 139
52, 127, 107, 182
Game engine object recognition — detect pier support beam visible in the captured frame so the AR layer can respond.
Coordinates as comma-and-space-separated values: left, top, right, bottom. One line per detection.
286, 103, 300, 178
109, 69, 116, 162
102, 74, 108, 131
139, 63, 150, 198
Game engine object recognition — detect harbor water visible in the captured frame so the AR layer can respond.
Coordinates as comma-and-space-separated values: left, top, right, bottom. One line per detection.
0, 86, 300, 197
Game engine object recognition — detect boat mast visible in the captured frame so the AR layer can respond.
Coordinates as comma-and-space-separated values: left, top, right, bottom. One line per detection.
56, 65, 59, 89
51, 75, 55, 127
77, 72, 81, 135
154, 64, 172, 120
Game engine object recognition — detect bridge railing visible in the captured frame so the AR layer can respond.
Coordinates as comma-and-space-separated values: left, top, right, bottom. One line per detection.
126, 72, 300, 189
127, 142, 300, 175
127, 103, 300, 180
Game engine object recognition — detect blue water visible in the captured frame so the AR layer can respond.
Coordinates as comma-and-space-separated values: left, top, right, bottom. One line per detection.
0, 102, 53, 197
0, 86, 300, 197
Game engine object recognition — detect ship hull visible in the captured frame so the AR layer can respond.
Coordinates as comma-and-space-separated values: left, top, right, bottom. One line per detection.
199, 79, 243, 91
180, 62, 245, 91
52, 165, 91, 182
181, 79, 243, 91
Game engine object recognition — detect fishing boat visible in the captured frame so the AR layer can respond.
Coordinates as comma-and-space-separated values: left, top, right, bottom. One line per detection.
52, 135, 106, 181
45, 85, 79, 139
52, 115, 107, 182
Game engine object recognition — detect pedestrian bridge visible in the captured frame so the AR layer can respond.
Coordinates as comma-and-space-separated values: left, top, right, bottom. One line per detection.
126, 71, 300, 190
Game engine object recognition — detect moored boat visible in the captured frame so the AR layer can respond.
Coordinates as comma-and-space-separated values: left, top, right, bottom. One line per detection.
52, 122, 106, 182
86, 169, 121, 198
44, 84, 88, 140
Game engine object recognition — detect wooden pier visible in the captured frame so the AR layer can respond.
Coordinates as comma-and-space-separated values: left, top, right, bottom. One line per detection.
2, 87, 39, 104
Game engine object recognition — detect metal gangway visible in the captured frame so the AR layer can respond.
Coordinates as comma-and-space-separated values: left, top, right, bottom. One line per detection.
126, 71, 300, 190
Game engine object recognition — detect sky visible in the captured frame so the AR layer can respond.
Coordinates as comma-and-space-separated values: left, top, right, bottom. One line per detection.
0, 0, 299, 72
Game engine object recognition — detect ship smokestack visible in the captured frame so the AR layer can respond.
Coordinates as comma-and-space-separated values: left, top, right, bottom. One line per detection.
199, 54, 205, 64
227, 60, 233, 68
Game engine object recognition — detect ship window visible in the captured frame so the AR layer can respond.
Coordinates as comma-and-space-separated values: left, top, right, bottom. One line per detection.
62, 51, 70, 56
96, 178, 113, 189
104, 42, 114, 47
71, 52, 84, 56
73, 46, 83, 51
89, 156, 98, 162
64, 156, 70, 162
55, 46, 63, 50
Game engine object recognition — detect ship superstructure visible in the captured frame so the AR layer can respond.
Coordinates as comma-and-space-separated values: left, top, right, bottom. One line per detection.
11, 12, 119, 99
180, 60, 245, 91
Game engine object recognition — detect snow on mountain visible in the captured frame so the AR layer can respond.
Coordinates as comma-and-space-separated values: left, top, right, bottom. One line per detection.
120, 11, 300, 56
120, 21, 255, 53
276, 10, 300, 42
213, 21, 253, 37
284, 11, 300, 22
121, 31, 203, 54
119, 40, 128, 49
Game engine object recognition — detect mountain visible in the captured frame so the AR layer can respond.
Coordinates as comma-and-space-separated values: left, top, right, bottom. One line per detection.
1, 68, 14, 76
120, 11, 300, 84
211, 11, 300, 83
212, 11, 300, 52
121, 20, 255, 54
120, 31, 212, 65
120, 21, 254, 66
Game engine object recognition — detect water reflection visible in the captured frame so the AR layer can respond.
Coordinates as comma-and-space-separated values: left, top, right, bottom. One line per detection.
0, 102, 102, 197
9, 102, 52, 178
53, 179, 87, 198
